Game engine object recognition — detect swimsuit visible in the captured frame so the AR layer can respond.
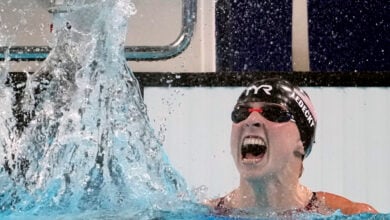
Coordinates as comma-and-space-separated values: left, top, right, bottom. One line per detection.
214, 192, 319, 215
304, 192, 318, 211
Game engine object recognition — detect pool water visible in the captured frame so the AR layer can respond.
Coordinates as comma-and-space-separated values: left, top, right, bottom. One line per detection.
1, 207, 388, 220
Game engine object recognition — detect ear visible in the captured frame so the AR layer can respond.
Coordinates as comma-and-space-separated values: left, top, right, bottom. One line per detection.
294, 140, 305, 159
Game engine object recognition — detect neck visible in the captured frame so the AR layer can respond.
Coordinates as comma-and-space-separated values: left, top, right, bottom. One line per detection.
232, 175, 312, 213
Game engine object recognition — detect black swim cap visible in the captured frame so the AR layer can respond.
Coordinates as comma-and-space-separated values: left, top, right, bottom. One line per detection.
235, 78, 317, 158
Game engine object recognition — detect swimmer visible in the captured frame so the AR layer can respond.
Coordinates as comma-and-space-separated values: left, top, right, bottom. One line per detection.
206, 78, 377, 216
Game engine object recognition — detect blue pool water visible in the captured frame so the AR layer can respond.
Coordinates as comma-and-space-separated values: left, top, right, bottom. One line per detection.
0, 0, 388, 219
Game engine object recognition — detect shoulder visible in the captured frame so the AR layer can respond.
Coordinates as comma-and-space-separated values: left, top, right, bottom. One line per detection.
316, 192, 378, 215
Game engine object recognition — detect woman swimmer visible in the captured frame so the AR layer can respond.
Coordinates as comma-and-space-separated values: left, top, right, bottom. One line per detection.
206, 78, 377, 216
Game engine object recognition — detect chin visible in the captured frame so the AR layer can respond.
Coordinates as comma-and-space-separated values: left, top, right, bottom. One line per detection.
239, 167, 269, 181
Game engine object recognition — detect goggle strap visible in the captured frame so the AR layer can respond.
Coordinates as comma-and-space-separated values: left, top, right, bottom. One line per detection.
248, 107, 263, 113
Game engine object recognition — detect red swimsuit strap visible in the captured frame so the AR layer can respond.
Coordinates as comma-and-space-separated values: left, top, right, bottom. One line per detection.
304, 192, 318, 210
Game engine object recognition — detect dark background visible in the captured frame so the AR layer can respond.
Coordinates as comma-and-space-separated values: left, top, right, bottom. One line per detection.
216, 0, 388, 72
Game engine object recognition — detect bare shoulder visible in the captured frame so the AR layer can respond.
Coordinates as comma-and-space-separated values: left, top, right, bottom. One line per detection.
316, 191, 378, 215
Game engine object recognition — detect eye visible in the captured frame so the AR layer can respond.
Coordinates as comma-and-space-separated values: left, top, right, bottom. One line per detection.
262, 105, 292, 122
231, 106, 250, 123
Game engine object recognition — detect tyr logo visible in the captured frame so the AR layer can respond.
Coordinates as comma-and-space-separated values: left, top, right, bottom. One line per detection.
245, 84, 273, 96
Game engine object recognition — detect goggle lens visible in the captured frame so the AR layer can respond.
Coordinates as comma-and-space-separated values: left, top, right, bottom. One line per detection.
231, 105, 294, 123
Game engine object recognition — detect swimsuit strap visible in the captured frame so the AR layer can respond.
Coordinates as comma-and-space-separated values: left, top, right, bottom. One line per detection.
216, 196, 225, 208
214, 196, 232, 215
304, 192, 318, 210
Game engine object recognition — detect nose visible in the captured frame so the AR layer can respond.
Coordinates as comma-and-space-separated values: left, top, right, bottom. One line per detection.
250, 122, 261, 127
245, 111, 265, 127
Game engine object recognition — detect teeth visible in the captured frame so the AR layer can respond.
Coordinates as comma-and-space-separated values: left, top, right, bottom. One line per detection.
243, 137, 265, 146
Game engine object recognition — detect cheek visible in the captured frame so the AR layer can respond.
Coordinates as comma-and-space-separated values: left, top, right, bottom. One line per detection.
230, 124, 241, 156
268, 123, 302, 154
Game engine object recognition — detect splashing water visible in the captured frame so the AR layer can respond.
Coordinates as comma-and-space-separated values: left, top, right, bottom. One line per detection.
0, 0, 195, 218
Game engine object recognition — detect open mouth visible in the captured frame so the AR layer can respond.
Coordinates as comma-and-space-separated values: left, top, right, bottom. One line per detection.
241, 137, 267, 163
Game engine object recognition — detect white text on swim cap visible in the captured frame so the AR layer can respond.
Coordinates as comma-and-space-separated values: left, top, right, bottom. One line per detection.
245, 85, 272, 96
290, 93, 315, 127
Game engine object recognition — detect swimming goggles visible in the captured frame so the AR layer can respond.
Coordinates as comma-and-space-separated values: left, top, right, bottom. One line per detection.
231, 104, 294, 123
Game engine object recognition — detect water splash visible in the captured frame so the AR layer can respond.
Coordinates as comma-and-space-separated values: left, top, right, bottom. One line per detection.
0, 0, 191, 217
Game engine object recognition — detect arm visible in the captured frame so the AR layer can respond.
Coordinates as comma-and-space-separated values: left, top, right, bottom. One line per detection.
317, 192, 378, 215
